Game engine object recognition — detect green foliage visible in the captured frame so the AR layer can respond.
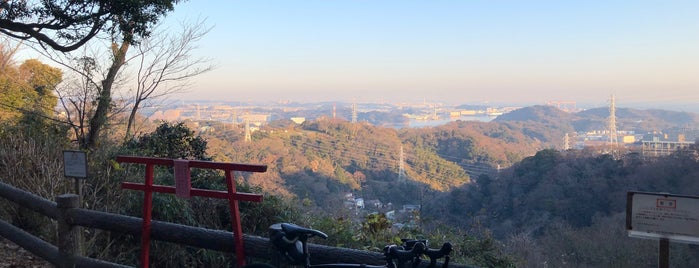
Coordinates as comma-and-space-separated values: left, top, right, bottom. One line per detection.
408, 146, 470, 191
203, 119, 481, 213
112, 122, 301, 266
303, 216, 360, 248
14, 83, 699, 268
302, 213, 402, 251
237, 184, 300, 235
18, 59, 62, 112
0, 53, 62, 127
459, 232, 514, 268
0, 50, 66, 143
0, 0, 182, 52
433, 147, 699, 267
358, 213, 396, 249
400, 120, 543, 168
300, 211, 516, 267
124, 121, 210, 160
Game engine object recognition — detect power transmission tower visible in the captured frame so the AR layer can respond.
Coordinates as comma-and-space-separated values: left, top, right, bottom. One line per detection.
232, 108, 238, 124
244, 119, 251, 142
564, 133, 570, 150
351, 102, 358, 123
398, 145, 406, 181
608, 94, 618, 146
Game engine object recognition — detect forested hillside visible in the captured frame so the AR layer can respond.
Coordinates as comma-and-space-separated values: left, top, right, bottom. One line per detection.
197, 113, 699, 267
5, 57, 699, 267
202, 104, 697, 213
428, 147, 699, 267
201, 117, 551, 211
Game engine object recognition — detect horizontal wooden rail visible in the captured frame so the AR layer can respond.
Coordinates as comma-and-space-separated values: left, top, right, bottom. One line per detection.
0, 180, 59, 219
65, 207, 384, 264
1, 180, 475, 268
0, 210, 129, 267
0, 216, 61, 264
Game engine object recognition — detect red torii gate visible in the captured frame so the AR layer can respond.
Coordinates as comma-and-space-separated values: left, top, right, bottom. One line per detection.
117, 156, 266, 268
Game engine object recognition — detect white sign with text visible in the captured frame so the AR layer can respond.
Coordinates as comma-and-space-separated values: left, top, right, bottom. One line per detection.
627, 192, 699, 244
63, 150, 87, 179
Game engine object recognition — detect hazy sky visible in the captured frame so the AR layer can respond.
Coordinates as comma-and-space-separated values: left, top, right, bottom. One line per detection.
103, 1, 699, 107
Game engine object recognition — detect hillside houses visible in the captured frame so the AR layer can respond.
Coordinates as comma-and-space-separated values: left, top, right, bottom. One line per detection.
342, 193, 420, 229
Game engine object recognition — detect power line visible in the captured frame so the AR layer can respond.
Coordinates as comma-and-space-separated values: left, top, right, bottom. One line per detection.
0, 101, 72, 126
289, 136, 492, 179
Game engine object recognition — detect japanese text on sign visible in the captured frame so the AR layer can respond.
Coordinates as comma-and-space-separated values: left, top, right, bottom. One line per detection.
63, 150, 87, 178
627, 192, 699, 244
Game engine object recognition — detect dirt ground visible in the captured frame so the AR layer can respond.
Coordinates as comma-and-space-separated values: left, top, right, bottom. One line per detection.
0, 237, 51, 268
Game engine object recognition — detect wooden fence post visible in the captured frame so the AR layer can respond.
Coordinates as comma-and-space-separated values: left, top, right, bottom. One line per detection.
57, 194, 81, 268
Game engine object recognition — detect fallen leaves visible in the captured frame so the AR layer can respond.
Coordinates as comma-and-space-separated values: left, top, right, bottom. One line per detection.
0, 237, 50, 268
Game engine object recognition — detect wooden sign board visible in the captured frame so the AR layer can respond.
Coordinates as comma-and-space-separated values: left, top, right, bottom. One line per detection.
63, 150, 87, 179
627, 191, 699, 244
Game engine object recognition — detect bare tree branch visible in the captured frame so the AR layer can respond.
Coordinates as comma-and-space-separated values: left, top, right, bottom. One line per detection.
125, 19, 214, 139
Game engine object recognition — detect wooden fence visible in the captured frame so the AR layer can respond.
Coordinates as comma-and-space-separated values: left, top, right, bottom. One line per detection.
0, 181, 473, 268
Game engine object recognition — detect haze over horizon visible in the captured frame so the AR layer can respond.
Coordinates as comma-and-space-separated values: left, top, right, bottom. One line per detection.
14, 1, 698, 112
162, 1, 696, 109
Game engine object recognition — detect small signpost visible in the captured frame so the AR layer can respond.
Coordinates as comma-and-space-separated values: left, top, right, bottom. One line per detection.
117, 156, 266, 268
63, 150, 87, 195
627, 191, 699, 268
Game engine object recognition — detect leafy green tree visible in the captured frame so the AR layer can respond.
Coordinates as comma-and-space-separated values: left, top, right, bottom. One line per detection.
15, 59, 65, 137
0, 61, 29, 121
459, 232, 515, 268
0, 44, 62, 136
0, 45, 68, 244
362, 213, 392, 237
124, 121, 209, 160
18, 59, 62, 112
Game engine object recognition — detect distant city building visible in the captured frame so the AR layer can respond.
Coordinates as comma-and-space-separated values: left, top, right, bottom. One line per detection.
355, 198, 364, 209
366, 199, 382, 208
239, 114, 270, 126
641, 140, 694, 158
401, 204, 420, 213
149, 109, 181, 121
290, 117, 306, 124
199, 126, 216, 133
344, 193, 354, 200
386, 210, 396, 221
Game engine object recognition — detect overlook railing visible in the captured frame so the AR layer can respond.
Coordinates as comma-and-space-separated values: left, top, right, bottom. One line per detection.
0, 181, 472, 268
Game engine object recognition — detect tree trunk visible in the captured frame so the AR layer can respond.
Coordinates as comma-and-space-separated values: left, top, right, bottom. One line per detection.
84, 42, 129, 149
124, 98, 141, 141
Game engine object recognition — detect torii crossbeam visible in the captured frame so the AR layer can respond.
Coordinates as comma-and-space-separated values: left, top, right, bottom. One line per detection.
117, 156, 266, 267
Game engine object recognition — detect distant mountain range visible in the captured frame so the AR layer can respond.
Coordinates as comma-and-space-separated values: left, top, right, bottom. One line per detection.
495, 105, 699, 134
192, 104, 699, 220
